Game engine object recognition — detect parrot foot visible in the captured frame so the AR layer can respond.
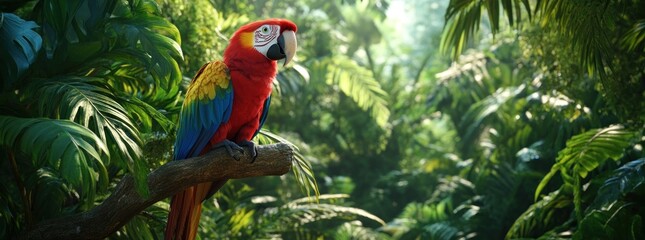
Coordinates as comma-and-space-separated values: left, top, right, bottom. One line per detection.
238, 140, 258, 162
214, 139, 244, 160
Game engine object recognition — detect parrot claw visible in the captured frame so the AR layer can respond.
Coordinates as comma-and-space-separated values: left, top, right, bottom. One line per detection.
214, 139, 244, 160
238, 140, 258, 162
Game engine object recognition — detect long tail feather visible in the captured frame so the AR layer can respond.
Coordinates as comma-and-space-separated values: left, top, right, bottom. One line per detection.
165, 179, 229, 240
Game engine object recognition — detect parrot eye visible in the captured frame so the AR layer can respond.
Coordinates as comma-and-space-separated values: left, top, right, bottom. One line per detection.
260, 25, 270, 34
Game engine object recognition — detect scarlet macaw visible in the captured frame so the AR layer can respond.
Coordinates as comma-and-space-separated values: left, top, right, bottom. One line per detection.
164, 19, 297, 240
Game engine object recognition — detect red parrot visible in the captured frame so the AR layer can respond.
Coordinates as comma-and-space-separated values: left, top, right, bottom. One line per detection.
165, 19, 297, 240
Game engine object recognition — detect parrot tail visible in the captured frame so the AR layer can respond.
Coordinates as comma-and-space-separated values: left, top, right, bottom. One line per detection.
165, 180, 228, 240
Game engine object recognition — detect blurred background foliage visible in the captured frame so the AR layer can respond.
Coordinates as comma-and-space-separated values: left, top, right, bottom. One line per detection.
1, 0, 643, 239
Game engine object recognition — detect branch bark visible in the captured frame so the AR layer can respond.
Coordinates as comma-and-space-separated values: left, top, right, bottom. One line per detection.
22, 143, 293, 240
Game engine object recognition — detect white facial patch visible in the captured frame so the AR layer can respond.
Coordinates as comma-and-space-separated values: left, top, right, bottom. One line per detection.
254, 25, 280, 57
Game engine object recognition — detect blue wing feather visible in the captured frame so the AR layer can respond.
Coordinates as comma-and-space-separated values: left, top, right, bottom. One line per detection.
173, 61, 233, 160
253, 96, 271, 139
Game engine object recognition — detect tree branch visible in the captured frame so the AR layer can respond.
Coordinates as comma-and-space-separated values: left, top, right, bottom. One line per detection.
22, 143, 294, 240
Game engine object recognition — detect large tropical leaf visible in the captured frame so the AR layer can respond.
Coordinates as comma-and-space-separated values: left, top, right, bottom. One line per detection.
29, 77, 148, 195
535, 125, 640, 200
33, 0, 182, 99
0, 13, 42, 88
506, 190, 572, 239
0, 116, 108, 207
592, 158, 645, 209
324, 56, 390, 128
30, 168, 73, 222
574, 201, 644, 240
105, 1, 183, 93
36, 0, 114, 58
534, 125, 640, 222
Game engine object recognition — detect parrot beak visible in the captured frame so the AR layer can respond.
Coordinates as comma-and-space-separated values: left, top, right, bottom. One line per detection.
266, 30, 297, 66
280, 30, 297, 67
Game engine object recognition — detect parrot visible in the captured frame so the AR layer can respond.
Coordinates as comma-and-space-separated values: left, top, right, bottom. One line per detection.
164, 19, 297, 240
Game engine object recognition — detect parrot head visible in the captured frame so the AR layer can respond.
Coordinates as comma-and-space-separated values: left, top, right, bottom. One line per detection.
225, 19, 298, 67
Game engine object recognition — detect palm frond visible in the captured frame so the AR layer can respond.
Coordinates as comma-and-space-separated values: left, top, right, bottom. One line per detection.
276, 201, 385, 227
0, 116, 108, 207
441, 0, 531, 57
459, 85, 526, 146
0, 13, 42, 88
334, 221, 392, 240
29, 77, 148, 195
105, 11, 183, 93
258, 130, 320, 199
36, 0, 114, 60
622, 20, 645, 51
535, 0, 614, 76
325, 55, 390, 128
118, 95, 175, 133
386, 200, 461, 240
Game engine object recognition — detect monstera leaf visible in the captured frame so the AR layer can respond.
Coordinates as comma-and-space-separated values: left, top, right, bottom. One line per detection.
0, 13, 42, 89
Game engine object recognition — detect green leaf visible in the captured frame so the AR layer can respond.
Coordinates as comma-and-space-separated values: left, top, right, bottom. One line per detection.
36, 0, 116, 67
31, 168, 70, 222
459, 85, 525, 145
258, 130, 320, 199
592, 158, 645, 209
0, 116, 107, 206
506, 190, 572, 239
334, 221, 392, 240
622, 20, 645, 51
535, 125, 639, 200
30, 77, 148, 196
275, 194, 385, 227
120, 215, 157, 239
118, 95, 175, 133
574, 202, 643, 240
106, 14, 183, 93
0, 13, 42, 88
325, 56, 390, 128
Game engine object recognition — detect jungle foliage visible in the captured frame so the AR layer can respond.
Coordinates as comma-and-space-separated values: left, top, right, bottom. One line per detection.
1, 0, 643, 239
